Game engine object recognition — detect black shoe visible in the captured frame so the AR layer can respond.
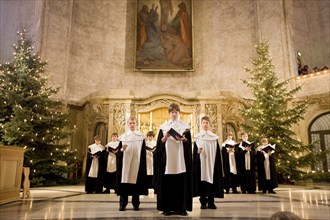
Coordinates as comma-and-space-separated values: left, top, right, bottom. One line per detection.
248, 191, 256, 194
262, 190, 267, 194
208, 204, 217, 209
268, 190, 276, 194
86, 191, 93, 194
179, 210, 188, 216
200, 205, 207, 209
134, 206, 139, 211
119, 207, 126, 211
242, 191, 246, 194
162, 211, 171, 216
233, 191, 240, 194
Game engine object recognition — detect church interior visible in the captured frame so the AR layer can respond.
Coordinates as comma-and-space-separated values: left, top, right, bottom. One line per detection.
0, 0, 329, 219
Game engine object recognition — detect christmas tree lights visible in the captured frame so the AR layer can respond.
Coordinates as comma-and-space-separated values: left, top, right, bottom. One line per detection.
240, 41, 317, 181
0, 29, 80, 186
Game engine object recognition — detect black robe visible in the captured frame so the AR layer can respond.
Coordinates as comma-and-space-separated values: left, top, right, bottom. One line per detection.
256, 151, 278, 191
85, 149, 106, 193
116, 140, 148, 196
237, 145, 256, 193
192, 142, 224, 198
154, 129, 193, 212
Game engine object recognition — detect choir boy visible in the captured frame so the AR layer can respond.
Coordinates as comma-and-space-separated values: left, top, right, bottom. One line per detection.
193, 116, 224, 209
145, 131, 156, 189
103, 133, 119, 193
85, 135, 106, 194
222, 131, 239, 193
116, 117, 148, 211
237, 132, 256, 194
256, 138, 278, 193
154, 103, 192, 216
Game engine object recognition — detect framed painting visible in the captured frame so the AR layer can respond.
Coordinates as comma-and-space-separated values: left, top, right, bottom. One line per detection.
134, 0, 194, 71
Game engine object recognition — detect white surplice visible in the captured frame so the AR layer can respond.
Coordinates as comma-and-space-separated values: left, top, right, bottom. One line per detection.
146, 139, 156, 175
118, 131, 145, 184
106, 141, 119, 173
88, 143, 105, 178
160, 119, 190, 174
239, 141, 251, 170
194, 130, 219, 184
222, 139, 237, 175
260, 144, 276, 180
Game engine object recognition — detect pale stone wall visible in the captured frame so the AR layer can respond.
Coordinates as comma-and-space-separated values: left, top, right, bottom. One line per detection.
0, 0, 43, 62
36, 0, 298, 101
1, 0, 329, 158
1, 0, 328, 101
293, 0, 330, 69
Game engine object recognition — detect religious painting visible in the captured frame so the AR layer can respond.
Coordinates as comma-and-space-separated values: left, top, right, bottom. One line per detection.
134, 0, 194, 71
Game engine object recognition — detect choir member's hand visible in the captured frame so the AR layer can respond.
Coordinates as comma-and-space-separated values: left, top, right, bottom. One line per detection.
176, 135, 186, 142
246, 146, 251, 151
268, 150, 272, 155
121, 145, 128, 152
162, 132, 170, 143
198, 147, 203, 154
93, 155, 98, 159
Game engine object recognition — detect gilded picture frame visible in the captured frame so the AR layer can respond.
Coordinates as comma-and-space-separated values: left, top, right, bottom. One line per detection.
134, 0, 194, 71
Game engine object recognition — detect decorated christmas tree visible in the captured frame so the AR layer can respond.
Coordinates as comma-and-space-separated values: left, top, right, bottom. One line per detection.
240, 41, 316, 181
0, 29, 79, 186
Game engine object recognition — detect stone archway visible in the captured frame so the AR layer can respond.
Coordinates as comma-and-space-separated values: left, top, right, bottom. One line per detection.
309, 112, 330, 172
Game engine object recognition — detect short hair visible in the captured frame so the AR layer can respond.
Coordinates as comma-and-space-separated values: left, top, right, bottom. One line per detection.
201, 116, 210, 123
111, 133, 118, 137
94, 135, 101, 141
147, 131, 155, 137
168, 103, 180, 113
261, 137, 269, 143
127, 116, 137, 123
241, 132, 248, 136
270, 211, 301, 220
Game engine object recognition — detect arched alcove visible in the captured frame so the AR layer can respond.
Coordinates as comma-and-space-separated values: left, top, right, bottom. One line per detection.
308, 112, 330, 172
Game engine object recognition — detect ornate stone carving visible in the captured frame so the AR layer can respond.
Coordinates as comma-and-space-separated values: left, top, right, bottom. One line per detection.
113, 103, 128, 134
131, 98, 201, 135
205, 104, 218, 132
84, 103, 109, 135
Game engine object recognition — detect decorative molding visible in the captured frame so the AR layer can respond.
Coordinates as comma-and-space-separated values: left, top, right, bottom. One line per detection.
205, 104, 218, 133
131, 98, 201, 135
113, 103, 128, 134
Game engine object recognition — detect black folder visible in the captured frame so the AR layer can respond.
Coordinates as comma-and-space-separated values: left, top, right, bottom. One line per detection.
168, 128, 183, 140
262, 144, 275, 152
242, 141, 255, 148
146, 146, 156, 151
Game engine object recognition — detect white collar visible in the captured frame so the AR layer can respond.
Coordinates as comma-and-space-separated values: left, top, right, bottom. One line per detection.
194, 130, 219, 141
160, 119, 190, 131
119, 130, 145, 141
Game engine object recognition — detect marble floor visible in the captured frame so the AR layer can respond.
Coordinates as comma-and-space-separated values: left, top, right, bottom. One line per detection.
0, 184, 329, 220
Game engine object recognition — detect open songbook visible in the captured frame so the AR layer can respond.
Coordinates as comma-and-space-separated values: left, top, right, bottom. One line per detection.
107, 146, 118, 153
168, 128, 183, 140
90, 150, 103, 157
241, 141, 255, 148
262, 144, 276, 152
225, 143, 239, 149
